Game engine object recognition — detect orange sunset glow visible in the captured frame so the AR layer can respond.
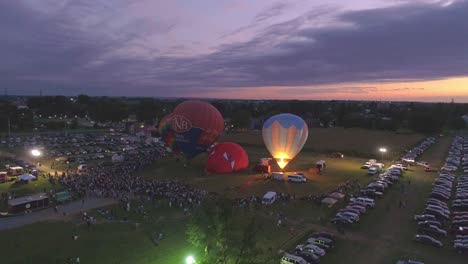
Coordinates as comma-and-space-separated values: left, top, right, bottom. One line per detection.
193, 77, 468, 102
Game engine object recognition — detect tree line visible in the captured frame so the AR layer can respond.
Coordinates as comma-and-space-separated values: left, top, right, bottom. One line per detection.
1, 96, 467, 134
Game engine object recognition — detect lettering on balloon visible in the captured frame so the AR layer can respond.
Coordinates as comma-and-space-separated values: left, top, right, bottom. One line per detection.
171, 115, 192, 132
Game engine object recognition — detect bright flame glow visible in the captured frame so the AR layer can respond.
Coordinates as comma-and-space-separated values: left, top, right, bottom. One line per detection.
274, 153, 290, 169
31, 149, 41, 157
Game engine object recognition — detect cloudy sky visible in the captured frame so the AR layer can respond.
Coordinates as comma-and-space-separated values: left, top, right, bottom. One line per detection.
1, 0, 468, 101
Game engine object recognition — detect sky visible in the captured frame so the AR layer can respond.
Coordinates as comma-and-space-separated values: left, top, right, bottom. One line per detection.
1, 0, 468, 102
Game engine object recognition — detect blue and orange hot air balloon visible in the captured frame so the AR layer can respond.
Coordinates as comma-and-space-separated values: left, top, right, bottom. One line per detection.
170, 100, 224, 159
262, 114, 308, 170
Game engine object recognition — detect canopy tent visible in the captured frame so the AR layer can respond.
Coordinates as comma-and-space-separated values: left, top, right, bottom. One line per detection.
321, 197, 338, 207
328, 192, 345, 200
19, 174, 36, 181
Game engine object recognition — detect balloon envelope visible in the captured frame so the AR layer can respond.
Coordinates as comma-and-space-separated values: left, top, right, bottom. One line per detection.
206, 142, 249, 174
159, 113, 177, 151
262, 114, 308, 169
171, 100, 224, 158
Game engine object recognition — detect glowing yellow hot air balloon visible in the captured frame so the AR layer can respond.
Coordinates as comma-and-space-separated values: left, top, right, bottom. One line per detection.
262, 114, 309, 170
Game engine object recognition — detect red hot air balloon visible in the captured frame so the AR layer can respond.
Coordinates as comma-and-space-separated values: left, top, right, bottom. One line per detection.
171, 100, 224, 158
206, 142, 249, 174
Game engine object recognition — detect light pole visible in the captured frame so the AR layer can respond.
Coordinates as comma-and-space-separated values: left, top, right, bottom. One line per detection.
379, 147, 387, 162
31, 149, 42, 167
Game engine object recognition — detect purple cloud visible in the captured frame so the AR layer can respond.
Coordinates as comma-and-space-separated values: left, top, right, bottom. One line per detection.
0, 0, 467, 97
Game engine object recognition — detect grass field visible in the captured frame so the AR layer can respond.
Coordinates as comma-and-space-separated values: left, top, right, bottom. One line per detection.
222, 128, 425, 159
136, 146, 372, 198
1, 129, 463, 264
317, 135, 467, 264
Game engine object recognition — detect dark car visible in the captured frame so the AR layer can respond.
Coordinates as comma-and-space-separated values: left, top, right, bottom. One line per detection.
312, 232, 335, 242
331, 152, 344, 158
452, 226, 468, 235
454, 243, 468, 254
331, 217, 353, 225
297, 251, 320, 263
418, 220, 443, 229
418, 226, 447, 237
414, 234, 443, 247
414, 214, 436, 222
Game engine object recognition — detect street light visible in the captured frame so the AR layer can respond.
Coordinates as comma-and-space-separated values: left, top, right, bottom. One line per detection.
31, 149, 41, 157
186, 255, 195, 264
379, 147, 387, 161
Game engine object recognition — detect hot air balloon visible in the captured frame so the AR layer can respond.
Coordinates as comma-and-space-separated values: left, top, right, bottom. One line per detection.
262, 114, 308, 170
159, 113, 177, 151
170, 100, 224, 158
206, 142, 249, 174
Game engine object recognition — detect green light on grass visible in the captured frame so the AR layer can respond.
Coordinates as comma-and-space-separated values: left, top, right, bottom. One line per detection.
186, 255, 195, 264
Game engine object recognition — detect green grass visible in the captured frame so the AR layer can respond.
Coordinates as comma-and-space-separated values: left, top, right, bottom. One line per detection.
0, 130, 462, 264
136, 147, 372, 198
222, 127, 425, 159
318, 135, 467, 264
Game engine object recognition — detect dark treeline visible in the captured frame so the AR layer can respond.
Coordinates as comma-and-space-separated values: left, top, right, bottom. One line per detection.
1, 96, 467, 134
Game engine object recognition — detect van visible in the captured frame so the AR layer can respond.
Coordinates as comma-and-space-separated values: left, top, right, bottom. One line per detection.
262, 191, 277, 205
280, 253, 309, 264
350, 197, 375, 208
288, 174, 307, 183
271, 172, 284, 181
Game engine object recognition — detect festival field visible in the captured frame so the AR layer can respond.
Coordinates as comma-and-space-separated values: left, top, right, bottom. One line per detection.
1, 130, 466, 264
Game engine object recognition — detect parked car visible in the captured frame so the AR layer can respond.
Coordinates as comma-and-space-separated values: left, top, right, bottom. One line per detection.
414, 234, 443, 247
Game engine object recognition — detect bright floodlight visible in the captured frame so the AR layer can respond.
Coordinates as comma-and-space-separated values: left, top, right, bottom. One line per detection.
186, 255, 195, 264
31, 149, 41, 157
379, 148, 387, 153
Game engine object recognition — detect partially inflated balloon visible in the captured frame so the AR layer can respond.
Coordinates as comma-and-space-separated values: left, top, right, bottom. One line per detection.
206, 142, 249, 174
171, 100, 224, 158
262, 114, 308, 170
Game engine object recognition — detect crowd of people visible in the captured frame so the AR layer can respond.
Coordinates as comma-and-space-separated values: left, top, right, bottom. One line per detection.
55, 147, 206, 210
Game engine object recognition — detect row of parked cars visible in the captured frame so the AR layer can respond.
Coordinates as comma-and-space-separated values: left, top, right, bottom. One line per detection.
401, 137, 436, 163
452, 174, 468, 254
413, 136, 468, 255
334, 138, 439, 227
281, 232, 336, 264
331, 163, 407, 226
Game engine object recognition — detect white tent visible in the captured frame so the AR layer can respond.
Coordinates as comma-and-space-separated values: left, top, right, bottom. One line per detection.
19, 174, 36, 181
321, 197, 338, 207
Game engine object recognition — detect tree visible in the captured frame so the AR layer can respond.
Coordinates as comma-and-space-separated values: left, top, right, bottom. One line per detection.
134, 99, 161, 122
408, 111, 445, 134
447, 117, 466, 130
89, 99, 129, 122
231, 109, 251, 129
186, 198, 267, 264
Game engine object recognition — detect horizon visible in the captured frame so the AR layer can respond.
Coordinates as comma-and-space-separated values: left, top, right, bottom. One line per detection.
1, 0, 468, 102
